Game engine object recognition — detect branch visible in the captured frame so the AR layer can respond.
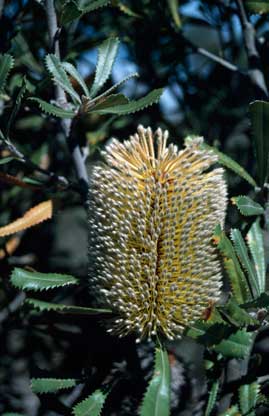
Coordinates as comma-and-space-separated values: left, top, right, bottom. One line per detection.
45, 0, 89, 200
236, 0, 268, 99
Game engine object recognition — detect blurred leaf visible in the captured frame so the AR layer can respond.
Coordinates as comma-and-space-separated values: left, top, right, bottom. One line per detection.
205, 380, 219, 416
89, 37, 120, 98
29, 98, 76, 118
61, 0, 111, 24
187, 322, 232, 347
231, 229, 260, 297
219, 405, 240, 416
62, 61, 90, 97
214, 225, 251, 304
243, 292, 269, 309
0, 157, 15, 164
2, 414, 25, 416
6, 77, 28, 135
25, 298, 112, 314
0, 54, 14, 93
247, 219, 266, 294
11, 33, 42, 73
246, 1, 269, 13
113, 1, 141, 18
10, 268, 78, 291
31, 378, 77, 394
45, 54, 81, 104
0, 200, 53, 237
140, 345, 170, 416
89, 93, 129, 112
0, 172, 39, 189
218, 298, 259, 327
167, 0, 181, 28
72, 389, 108, 416
249, 101, 269, 185
214, 329, 255, 359
239, 382, 260, 416
91, 88, 163, 115
231, 196, 264, 216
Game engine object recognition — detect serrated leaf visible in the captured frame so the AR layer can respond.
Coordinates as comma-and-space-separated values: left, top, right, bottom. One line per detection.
214, 225, 251, 304
31, 378, 77, 394
246, 1, 269, 14
45, 54, 81, 104
89, 93, 129, 112
218, 297, 259, 327
239, 382, 260, 416
219, 405, 240, 416
214, 329, 255, 359
29, 97, 76, 118
231, 229, 260, 297
25, 298, 112, 314
0, 200, 53, 237
140, 345, 170, 416
0, 54, 14, 93
89, 37, 120, 98
205, 380, 219, 416
61, 0, 111, 24
201, 143, 257, 187
186, 322, 232, 347
91, 88, 163, 115
73, 389, 108, 416
232, 196, 264, 216
243, 292, 269, 309
62, 62, 90, 97
247, 219, 266, 294
249, 101, 269, 185
10, 268, 78, 291
6, 77, 28, 135
167, 0, 181, 28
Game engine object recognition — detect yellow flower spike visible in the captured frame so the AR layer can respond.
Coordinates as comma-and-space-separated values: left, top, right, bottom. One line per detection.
88, 126, 227, 342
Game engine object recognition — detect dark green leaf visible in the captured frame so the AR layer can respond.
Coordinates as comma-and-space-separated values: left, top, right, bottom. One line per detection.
11, 33, 42, 73
249, 101, 269, 185
214, 329, 255, 359
246, 1, 269, 13
89, 37, 120, 98
89, 94, 129, 112
232, 195, 264, 216
61, 0, 111, 24
186, 321, 233, 347
218, 297, 259, 327
45, 54, 81, 104
219, 405, 240, 416
0, 157, 15, 165
2, 413, 25, 416
140, 345, 170, 416
62, 62, 90, 97
243, 292, 269, 309
239, 382, 260, 416
167, 0, 181, 28
31, 378, 77, 394
0, 54, 14, 93
72, 389, 108, 416
205, 380, 219, 416
10, 268, 78, 291
6, 77, 28, 135
247, 219, 266, 294
25, 298, 112, 314
29, 98, 76, 118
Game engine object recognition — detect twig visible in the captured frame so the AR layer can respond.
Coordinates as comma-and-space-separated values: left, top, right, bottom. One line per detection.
235, 0, 268, 98
45, 0, 89, 200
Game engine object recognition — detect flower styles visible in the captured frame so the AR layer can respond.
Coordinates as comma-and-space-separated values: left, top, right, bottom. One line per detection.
88, 126, 227, 341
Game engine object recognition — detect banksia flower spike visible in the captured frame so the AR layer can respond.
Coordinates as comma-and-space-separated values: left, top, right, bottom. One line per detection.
88, 126, 227, 342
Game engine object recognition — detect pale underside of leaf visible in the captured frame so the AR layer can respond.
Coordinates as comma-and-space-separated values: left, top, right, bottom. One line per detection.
247, 220, 266, 294
10, 268, 78, 291
31, 378, 77, 394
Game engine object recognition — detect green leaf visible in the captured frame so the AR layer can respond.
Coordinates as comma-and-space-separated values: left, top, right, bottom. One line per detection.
61, 0, 111, 24
167, 0, 181, 28
89, 37, 120, 98
231, 229, 260, 297
89, 93, 129, 112
72, 389, 108, 416
45, 54, 81, 104
214, 225, 251, 304
25, 298, 112, 314
91, 88, 163, 115
247, 219, 266, 294
140, 345, 170, 416
0, 54, 14, 93
2, 413, 25, 416
239, 382, 260, 416
232, 195, 264, 216
10, 268, 79, 291
62, 62, 90, 97
6, 77, 28, 135
218, 297, 259, 327
249, 101, 269, 185
243, 292, 269, 309
205, 380, 219, 416
201, 143, 257, 187
31, 378, 77, 394
187, 322, 232, 347
246, 1, 269, 14
214, 329, 255, 359
29, 98, 76, 118
219, 405, 240, 416
0, 156, 15, 165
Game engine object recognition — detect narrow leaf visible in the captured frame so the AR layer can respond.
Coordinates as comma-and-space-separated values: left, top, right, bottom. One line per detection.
239, 382, 260, 416
6, 77, 28, 135
140, 346, 170, 416
205, 380, 219, 416
91, 88, 163, 115
29, 97, 76, 118
232, 195, 264, 216
89, 93, 129, 112
89, 37, 120, 98
45, 54, 81, 104
249, 100, 269, 185
231, 229, 260, 297
247, 219, 266, 294
31, 378, 77, 394
25, 298, 112, 314
246, 1, 269, 14
0, 156, 16, 165
62, 62, 90, 97
72, 389, 108, 416
0, 200, 53, 237
167, 0, 181, 28
10, 268, 78, 291
219, 405, 240, 416
61, 0, 111, 24
213, 329, 255, 359
0, 54, 14, 92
